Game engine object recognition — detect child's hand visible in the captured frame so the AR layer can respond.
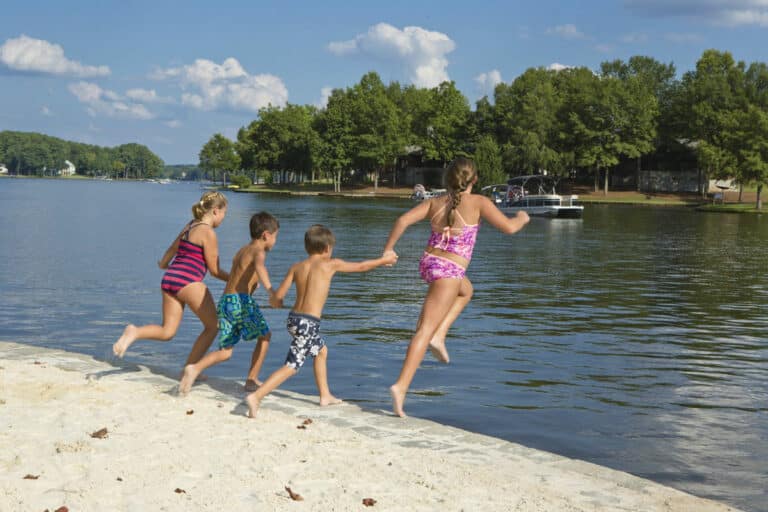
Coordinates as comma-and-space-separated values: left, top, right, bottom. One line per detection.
382, 250, 398, 266
268, 291, 283, 309
516, 211, 530, 224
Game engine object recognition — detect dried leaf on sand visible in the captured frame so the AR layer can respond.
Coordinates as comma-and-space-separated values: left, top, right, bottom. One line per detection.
285, 486, 304, 501
90, 428, 108, 439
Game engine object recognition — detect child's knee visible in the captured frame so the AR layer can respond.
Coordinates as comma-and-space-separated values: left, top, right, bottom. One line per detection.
221, 348, 234, 361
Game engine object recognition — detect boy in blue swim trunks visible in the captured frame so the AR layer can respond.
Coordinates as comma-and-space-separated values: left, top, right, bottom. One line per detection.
245, 224, 397, 418
179, 212, 280, 395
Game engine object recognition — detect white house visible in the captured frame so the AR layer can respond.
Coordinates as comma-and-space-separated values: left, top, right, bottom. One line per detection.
60, 160, 76, 176
0, 163, 8, 175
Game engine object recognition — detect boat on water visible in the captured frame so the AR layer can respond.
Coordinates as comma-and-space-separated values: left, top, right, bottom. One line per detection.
411, 184, 447, 201
481, 175, 584, 218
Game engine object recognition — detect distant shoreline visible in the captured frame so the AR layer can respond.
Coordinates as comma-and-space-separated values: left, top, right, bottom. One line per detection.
3, 174, 762, 212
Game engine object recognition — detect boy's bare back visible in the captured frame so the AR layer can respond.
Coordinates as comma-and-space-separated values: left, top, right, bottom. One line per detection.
224, 242, 269, 295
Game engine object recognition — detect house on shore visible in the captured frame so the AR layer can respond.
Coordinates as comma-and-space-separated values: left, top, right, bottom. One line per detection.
0, 164, 8, 175
389, 146, 445, 188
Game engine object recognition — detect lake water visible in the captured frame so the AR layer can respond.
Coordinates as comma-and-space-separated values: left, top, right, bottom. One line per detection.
1, 178, 766, 511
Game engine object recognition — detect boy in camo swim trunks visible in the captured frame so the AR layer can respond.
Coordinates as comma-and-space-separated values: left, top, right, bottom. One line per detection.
179, 212, 280, 395
245, 224, 397, 418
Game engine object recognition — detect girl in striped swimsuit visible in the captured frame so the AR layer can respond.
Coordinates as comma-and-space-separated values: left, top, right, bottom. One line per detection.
382, 157, 530, 417
113, 191, 230, 379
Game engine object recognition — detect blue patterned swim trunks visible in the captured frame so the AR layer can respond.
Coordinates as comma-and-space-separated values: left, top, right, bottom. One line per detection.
284, 311, 325, 370
217, 293, 270, 349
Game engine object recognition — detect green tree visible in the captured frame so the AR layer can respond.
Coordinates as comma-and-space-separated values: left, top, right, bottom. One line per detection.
315, 88, 354, 192
474, 135, 506, 188
495, 68, 568, 176
347, 72, 405, 189
199, 134, 241, 185
679, 50, 746, 197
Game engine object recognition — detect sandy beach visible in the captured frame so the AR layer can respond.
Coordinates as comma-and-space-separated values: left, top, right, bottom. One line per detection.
0, 341, 741, 512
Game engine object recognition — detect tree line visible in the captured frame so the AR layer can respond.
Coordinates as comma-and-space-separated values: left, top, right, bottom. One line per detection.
0, 131, 164, 179
200, 49, 767, 207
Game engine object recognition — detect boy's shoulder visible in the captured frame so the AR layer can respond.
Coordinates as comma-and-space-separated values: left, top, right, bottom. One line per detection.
236, 242, 266, 261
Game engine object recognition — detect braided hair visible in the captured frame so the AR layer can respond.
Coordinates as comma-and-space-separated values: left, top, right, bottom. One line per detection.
192, 191, 227, 220
444, 157, 477, 227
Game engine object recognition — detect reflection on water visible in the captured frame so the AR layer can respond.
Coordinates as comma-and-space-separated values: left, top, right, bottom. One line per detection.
0, 180, 766, 511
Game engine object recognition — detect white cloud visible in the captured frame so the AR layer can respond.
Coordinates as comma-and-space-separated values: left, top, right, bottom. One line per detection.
328, 22, 456, 88
546, 24, 586, 39
125, 88, 174, 104
548, 63, 573, 71
68, 81, 154, 120
624, 0, 768, 27
165, 120, 182, 128
474, 70, 502, 97
316, 86, 333, 109
0, 35, 110, 77
151, 57, 287, 113
41, 106, 53, 116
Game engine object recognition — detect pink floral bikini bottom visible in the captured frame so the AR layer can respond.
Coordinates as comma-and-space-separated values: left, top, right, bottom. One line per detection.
419, 252, 466, 283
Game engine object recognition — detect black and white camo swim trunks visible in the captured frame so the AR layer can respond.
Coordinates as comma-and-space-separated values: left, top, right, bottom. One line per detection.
284, 311, 325, 370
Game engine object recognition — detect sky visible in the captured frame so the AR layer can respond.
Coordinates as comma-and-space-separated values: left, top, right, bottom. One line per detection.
1, 0, 766, 165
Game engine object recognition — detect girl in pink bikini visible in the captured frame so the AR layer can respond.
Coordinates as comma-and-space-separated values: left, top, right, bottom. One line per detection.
382, 157, 530, 417
113, 191, 230, 383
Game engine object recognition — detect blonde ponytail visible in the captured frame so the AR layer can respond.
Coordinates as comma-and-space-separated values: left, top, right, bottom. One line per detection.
192, 191, 227, 220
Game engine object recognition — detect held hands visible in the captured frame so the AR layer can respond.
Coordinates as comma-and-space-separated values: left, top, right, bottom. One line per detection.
268, 289, 283, 309
382, 250, 398, 267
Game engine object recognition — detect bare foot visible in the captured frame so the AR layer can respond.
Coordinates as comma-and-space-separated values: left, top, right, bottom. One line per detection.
319, 395, 343, 407
389, 384, 407, 418
178, 370, 208, 382
113, 324, 138, 358
244, 379, 262, 392
245, 394, 262, 419
428, 339, 450, 363
178, 364, 200, 395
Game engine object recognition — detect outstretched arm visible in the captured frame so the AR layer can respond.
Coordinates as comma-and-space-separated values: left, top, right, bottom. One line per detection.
332, 253, 398, 274
382, 200, 431, 255
479, 195, 530, 234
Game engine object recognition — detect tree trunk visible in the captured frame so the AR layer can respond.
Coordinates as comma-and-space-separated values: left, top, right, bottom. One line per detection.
374, 169, 379, 191
756, 184, 763, 210
603, 167, 609, 196
738, 183, 743, 203
636, 156, 641, 192
594, 166, 599, 193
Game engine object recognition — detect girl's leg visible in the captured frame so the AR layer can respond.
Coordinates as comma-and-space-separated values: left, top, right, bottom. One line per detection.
178, 283, 219, 366
313, 346, 342, 406
429, 277, 473, 363
390, 278, 462, 417
245, 333, 271, 391
245, 365, 297, 418
179, 347, 234, 395
113, 291, 184, 357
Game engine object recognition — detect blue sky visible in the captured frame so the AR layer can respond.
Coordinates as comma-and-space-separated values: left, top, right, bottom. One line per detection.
1, 0, 766, 164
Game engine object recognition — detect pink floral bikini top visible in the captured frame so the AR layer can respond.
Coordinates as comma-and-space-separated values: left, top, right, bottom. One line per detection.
427, 198, 480, 261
